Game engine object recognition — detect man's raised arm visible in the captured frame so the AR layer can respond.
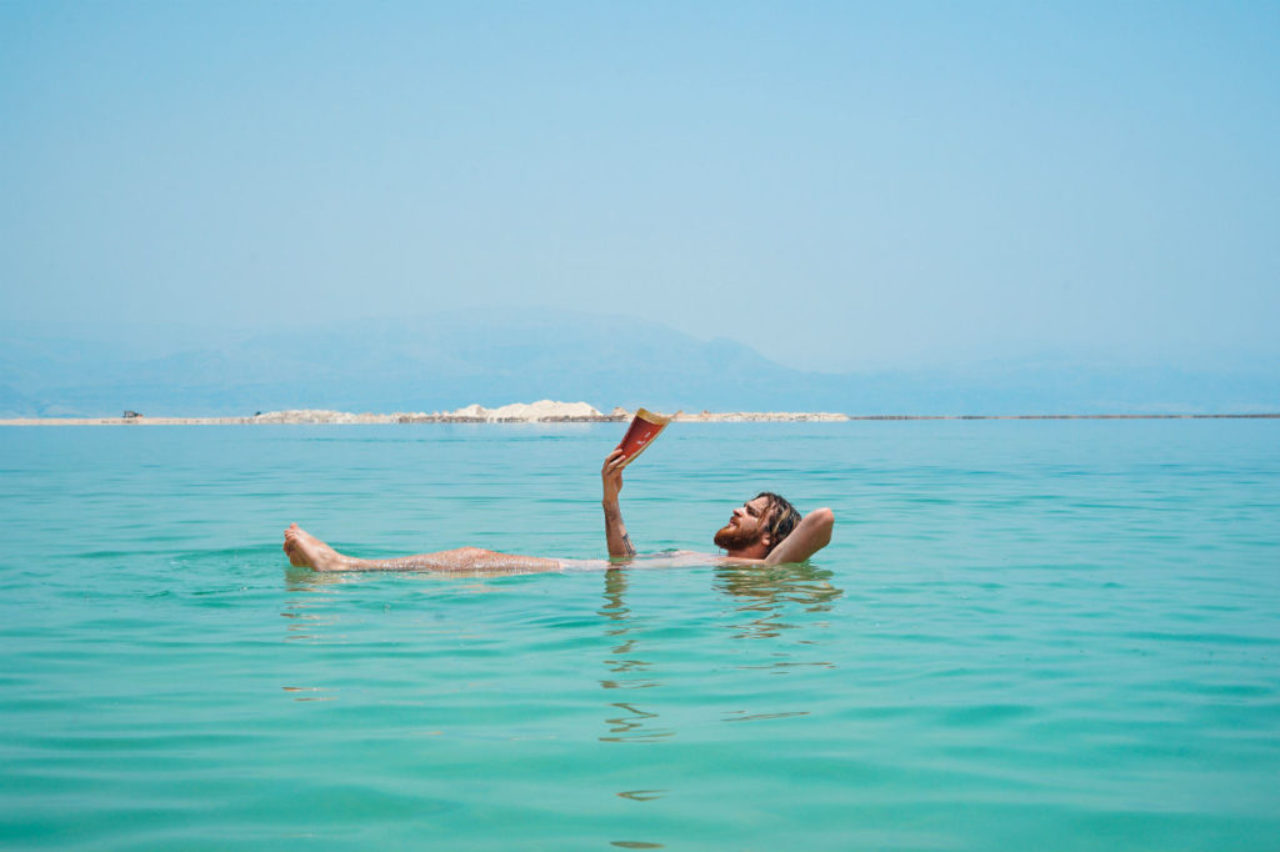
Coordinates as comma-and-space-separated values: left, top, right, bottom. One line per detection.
765, 507, 835, 566
601, 449, 636, 560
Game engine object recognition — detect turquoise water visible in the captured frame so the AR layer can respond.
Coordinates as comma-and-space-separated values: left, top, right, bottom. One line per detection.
2, 421, 1278, 851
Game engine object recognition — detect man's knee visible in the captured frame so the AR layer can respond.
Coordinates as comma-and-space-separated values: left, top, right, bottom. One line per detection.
447, 546, 497, 569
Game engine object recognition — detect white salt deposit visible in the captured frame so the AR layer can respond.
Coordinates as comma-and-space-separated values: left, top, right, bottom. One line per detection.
444, 400, 604, 421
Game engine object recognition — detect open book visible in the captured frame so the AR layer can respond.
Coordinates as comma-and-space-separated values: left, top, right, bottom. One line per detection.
615, 408, 671, 468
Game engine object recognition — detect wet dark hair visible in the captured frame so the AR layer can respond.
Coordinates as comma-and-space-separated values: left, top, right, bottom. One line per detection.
755, 492, 801, 553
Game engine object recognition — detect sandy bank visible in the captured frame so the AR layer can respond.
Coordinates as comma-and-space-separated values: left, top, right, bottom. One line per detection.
0, 401, 850, 426
1, 401, 1275, 426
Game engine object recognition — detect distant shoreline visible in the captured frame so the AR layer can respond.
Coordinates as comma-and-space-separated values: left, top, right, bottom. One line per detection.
1, 411, 1277, 426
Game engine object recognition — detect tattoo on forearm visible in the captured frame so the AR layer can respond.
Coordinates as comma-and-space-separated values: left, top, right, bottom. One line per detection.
603, 501, 635, 557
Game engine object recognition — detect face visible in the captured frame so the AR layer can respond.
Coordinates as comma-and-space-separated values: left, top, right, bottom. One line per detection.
713, 496, 772, 552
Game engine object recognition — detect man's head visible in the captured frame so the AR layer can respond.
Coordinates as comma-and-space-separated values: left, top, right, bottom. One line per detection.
713, 492, 802, 557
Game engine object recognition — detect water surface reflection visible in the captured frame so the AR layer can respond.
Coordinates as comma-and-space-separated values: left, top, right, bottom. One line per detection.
597, 569, 673, 743
713, 562, 842, 641
280, 566, 346, 642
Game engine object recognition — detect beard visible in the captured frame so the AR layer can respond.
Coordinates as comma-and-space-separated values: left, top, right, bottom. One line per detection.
714, 523, 760, 551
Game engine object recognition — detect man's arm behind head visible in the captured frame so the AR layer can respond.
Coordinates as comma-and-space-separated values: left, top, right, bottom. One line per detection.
764, 507, 835, 566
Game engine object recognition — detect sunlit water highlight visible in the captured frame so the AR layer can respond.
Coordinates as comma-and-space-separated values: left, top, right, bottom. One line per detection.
2, 422, 1278, 850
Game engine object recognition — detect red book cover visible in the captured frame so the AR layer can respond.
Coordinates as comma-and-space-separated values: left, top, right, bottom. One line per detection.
616, 408, 671, 468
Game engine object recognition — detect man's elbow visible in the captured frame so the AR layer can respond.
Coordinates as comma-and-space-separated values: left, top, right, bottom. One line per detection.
812, 507, 835, 545
813, 507, 834, 530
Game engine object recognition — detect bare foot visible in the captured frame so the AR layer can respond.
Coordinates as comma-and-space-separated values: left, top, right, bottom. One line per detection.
282, 523, 347, 572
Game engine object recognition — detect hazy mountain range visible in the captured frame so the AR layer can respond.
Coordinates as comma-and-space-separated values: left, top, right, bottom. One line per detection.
1, 311, 1276, 417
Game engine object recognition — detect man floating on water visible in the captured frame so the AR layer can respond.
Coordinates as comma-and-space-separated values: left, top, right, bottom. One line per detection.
282, 448, 835, 573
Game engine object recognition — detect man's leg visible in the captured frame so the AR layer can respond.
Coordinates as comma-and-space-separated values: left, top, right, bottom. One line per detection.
282, 524, 561, 574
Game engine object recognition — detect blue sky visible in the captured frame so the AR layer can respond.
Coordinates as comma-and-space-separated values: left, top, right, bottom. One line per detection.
1, 1, 1277, 372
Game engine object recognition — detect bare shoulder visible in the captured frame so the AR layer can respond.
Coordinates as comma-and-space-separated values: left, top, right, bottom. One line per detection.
670, 550, 767, 567
716, 555, 767, 566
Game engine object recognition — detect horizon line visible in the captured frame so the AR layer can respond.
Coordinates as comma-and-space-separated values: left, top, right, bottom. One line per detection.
2, 412, 1278, 427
